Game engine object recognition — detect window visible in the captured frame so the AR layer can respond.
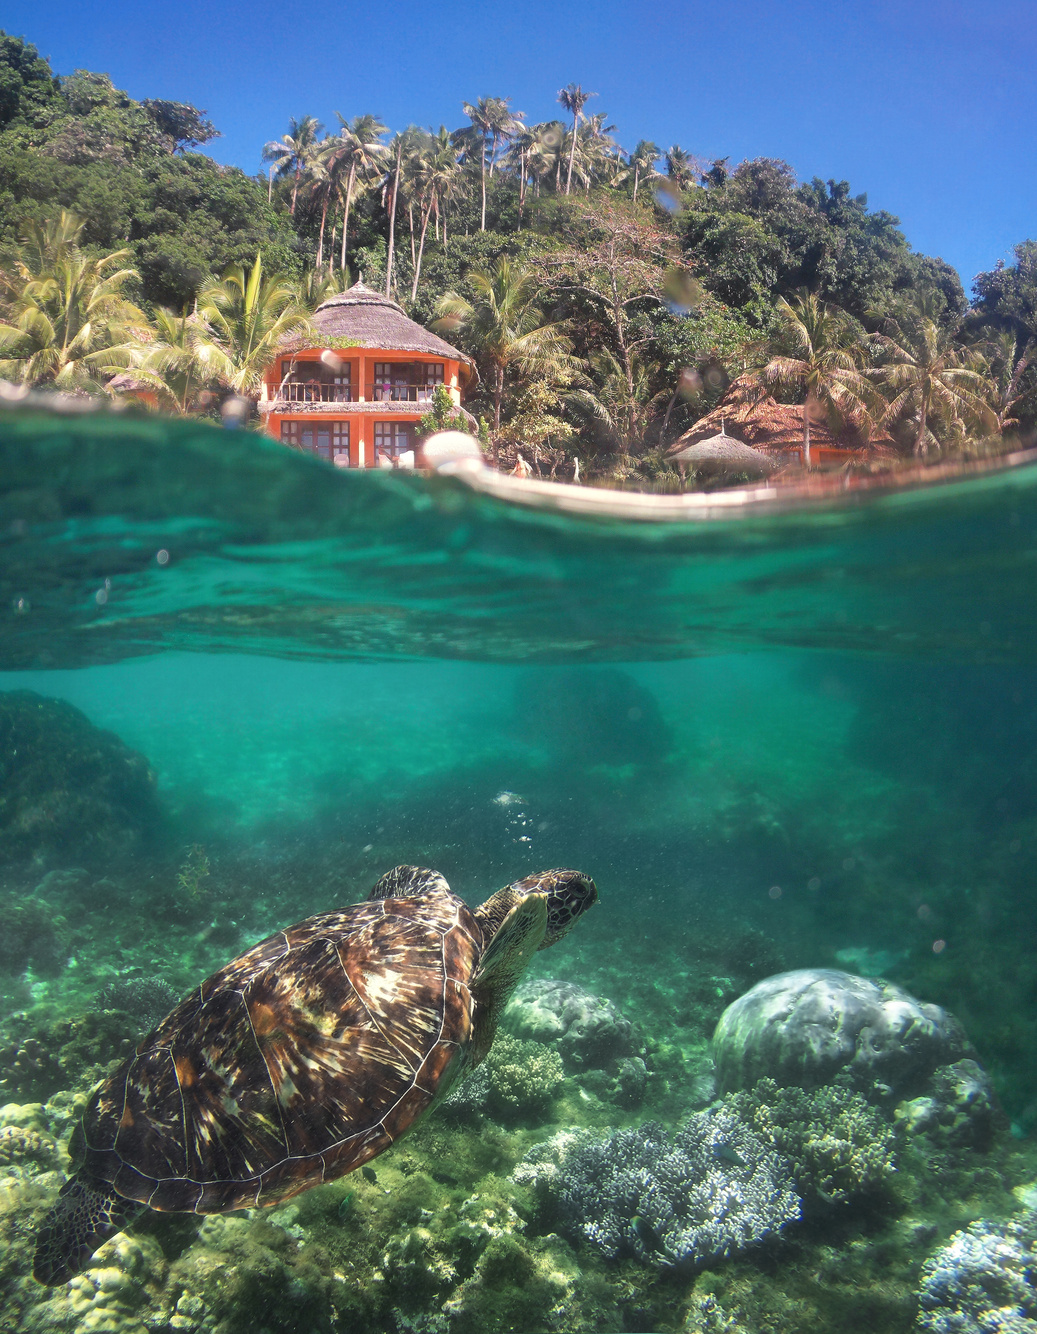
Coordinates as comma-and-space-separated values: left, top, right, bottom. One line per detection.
278, 359, 352, 402
281, 421, 351, 465
374, 422, 415, 465
371, 362, 444, 402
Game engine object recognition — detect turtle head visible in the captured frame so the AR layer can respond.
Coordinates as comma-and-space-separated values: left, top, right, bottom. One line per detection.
513, 868, 598, 948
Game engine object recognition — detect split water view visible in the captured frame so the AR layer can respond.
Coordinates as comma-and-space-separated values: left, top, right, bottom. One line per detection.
2, 5, 1037, 1331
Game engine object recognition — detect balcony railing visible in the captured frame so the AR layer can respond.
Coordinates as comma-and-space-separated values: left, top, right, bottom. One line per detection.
366, 382, 440, 403
277, 381, 353, 403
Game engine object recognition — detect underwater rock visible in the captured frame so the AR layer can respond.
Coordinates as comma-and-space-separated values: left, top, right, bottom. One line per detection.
916, 1215, 1037, 1333
526, 1106, 801, 1269
726, 1078, 897, 1210
505, 978, 640, 1069
0, 690, 163, 868
713, 969, 972, 1102
895, 1058, 1000, 1150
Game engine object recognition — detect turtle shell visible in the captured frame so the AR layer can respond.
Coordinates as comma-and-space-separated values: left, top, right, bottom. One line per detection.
79, 888, 481, 1213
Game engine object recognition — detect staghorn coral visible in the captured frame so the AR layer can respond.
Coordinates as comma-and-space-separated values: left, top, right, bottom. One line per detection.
726, 1078, 897, 1209
526, 1105, 801, 1269
916, 1215, 1037, 1333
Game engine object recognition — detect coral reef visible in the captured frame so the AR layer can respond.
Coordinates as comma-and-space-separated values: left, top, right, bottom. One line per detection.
525, 1106, 801, 1269
0, 690, 162, 868
96, 977, 180, 1037
714, 969, 973, 1103
0, 1125, 60, 1168
916, 1215, 1037, 1333
444, 1032, 565, 1123
0, 1008, 141, 1103
726, 1078, 897, 1209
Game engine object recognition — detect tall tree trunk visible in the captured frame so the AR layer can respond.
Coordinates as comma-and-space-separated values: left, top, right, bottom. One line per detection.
291, 164, 302, 216
802, 401, 812, 466
915, 395, 927, 458
340, 164, 356, 271
565, 114, 579, 195
316, 190, 330, 270
518, 148, 526, 227
480, 139, 487, 231
410, 199, 433, 302
385, 143, 402, 297
632, 164, 640, 202
408, 203, 416, 270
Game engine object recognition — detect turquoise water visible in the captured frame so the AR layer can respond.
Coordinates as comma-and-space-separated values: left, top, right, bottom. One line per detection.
3, 405, 1037, 1332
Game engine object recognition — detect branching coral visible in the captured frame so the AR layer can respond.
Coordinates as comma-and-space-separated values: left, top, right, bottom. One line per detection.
726, 1078, 897, 1208
528, 1105, 801, 1269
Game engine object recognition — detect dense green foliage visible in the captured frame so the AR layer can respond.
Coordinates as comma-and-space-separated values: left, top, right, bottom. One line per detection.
0, 28, 1033, 477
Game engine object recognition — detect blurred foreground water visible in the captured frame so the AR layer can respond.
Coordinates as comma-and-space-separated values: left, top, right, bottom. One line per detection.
2, 405, 1037, 1333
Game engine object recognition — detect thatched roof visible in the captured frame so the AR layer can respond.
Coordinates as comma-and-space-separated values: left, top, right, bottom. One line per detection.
671, 429, 777, 478
669, 375, 896, 462
284, 282, 477, 386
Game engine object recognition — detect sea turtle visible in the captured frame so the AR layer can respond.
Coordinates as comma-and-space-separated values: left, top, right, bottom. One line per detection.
34, 864, 597, 1285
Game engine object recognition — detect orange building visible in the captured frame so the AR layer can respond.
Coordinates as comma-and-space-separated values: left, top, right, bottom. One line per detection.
260, 281, 477, 468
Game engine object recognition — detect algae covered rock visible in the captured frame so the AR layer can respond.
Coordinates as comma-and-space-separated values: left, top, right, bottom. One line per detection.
0, 690, 162, 867
505, 978, 639, 1069
895, 1058, 1000, 1150
0, 896, 72, 976
713, 968, 972, 1102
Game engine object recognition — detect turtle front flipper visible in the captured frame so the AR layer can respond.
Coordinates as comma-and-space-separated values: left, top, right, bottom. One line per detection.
33, 1174, 144, 1285
469, 892, 549, 1066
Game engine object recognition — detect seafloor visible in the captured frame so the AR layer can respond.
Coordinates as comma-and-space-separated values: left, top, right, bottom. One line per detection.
2, 654, 1037, 1334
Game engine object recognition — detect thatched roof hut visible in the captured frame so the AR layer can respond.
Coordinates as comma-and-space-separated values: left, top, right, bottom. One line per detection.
671, 426, 777, 479
669, 375, 896, 465
284, 282, 478, 388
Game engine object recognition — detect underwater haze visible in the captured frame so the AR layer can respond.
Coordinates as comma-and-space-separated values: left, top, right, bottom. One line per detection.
2, 406, 1037, 1333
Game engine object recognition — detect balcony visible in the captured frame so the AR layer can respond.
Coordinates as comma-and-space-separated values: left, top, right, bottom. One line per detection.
366, 382, 440, 404
277, 380, 353, 404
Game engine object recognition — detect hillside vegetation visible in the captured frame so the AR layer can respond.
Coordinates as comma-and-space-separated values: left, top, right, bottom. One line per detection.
1, 31, 1034, 487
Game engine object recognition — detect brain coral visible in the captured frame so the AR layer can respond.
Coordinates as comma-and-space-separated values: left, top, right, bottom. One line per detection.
713, 969, 972, 1102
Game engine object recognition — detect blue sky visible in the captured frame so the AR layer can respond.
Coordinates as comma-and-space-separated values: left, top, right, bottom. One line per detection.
5, 0, 1034, 292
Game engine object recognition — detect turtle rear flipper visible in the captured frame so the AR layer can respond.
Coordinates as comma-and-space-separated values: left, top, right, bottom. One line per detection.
33, 1175, 143, 1285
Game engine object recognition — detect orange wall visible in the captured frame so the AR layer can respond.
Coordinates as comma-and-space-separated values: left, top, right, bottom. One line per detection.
262, 347, 468, 466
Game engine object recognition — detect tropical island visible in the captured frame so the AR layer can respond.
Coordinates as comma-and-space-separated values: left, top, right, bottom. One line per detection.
0, 29, 1034, 489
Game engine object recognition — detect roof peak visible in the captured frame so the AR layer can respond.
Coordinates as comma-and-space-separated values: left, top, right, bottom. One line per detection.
316, 280, 406, 315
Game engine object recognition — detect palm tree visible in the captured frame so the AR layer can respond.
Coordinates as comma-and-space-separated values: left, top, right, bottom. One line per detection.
978, 327, 1036, 433
383, 130, 411, 298
869, 306, 998, 457
761, 291, 876, 466
433, 257, 577, 447
462, 96, 522, 230
330, 113, 388, 270
0, 239, 146, 390
196, 252, 313, 397
262, 115, 323, 215
665, 145, 695, 193
629, 140, 660, 203
557, 83, 595, 196
124, 306, 232, 413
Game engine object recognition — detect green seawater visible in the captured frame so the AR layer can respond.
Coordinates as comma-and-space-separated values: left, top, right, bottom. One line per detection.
2, 405, 1037, 1332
